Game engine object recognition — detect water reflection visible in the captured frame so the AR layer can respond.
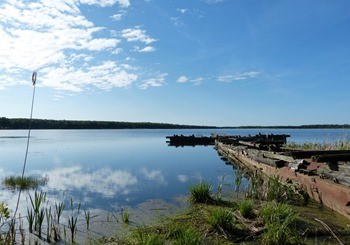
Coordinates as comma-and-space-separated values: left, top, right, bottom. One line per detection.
177, 174, 188, 183
139, 167, 165, 183
4, 128, 346, 213
42, 166, 138, 198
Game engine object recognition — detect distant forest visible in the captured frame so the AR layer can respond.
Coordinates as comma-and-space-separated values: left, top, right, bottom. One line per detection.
0, 117, 349, 130
0, 117, 215, 129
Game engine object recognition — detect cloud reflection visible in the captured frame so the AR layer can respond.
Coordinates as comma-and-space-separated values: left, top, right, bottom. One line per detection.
42, 166, 138, 197
139, 167, 165, 183
177, 174, 188, 183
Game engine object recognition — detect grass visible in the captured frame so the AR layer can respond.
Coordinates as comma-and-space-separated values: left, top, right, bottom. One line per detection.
207, 207, 236, 235
122, 209, 130, 224
188, 182, 213, 204
2, 175, 48, 190
287, 138, 350, 150
99, 186, 350, 245
167, 223, 203, 245
238, 199, 254, 218
102, 177, 350, 244
260, 202, 300, 245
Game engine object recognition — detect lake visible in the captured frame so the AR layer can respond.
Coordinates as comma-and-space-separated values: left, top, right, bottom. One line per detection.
0, 128, 349, 215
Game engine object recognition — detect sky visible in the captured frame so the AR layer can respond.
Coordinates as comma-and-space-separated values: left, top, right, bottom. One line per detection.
0, 0, 350, 127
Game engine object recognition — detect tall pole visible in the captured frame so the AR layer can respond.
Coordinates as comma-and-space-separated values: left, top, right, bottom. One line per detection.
12, 71, 37, 222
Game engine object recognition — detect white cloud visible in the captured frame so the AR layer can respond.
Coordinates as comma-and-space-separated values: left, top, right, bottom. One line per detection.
79, 0, 130, 8
40, 61, 138, 92
190, 77, 204, 85
0, 74, 27, 89
139, 73, 167, 89
133, 46, 156, 53
177, 8, 188, 14
110, 10, 127, 21
122, 27, 156, 44
177, 76, 189, 83
0, 0, 141, 91
171, 16, 183, 27
206, 0, 226, 4
218, 71, 260, 83
83, 38, 120, 51
177, 75, 204, 85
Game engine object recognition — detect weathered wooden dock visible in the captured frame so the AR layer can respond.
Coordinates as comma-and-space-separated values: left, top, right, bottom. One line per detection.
215, 134, 350, 220
166, 134, 215, 147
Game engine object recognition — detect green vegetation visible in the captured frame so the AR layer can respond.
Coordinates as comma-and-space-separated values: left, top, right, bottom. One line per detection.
260, 202, 300, 245
122, 209, 131, 224
207, 208, 236, 235
287, 138, 350, 150
2, 117, 350, 129
188, 182, 213, 204
100, 178, 350, 244
0, 117, 215, 129
238, 199, 254, 218
2, 175, 48, 190
0, 176, 348, 244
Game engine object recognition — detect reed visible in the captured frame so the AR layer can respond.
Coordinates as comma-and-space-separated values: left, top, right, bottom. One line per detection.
287, 137, 350, 151
6, 219, 16, 244
27, 208, 34, 233
45, 207, 52, 242
121, 209, 130, 224
235, 170, 243, 193
37, 208, 45, 238
55, 201, 65, 225
19, 215, 25, 245
84, 209, 91, 230
68, 215, 78, 244
29, 191, 46, 232
216, 175, 225, 201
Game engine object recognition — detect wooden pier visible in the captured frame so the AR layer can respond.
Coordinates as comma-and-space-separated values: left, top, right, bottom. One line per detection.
215, 134, 350, 220
166, 134, 215, 147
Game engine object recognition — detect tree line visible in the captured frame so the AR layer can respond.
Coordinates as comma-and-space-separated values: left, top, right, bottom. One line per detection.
0, 117, 349, 130
0, 117, 215, 130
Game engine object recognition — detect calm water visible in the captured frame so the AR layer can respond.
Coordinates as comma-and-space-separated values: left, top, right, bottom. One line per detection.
0, 128, 349, 214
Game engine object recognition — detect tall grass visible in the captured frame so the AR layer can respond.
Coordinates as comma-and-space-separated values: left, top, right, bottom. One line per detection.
134, 229, 165, 245
238, 199, 254, 218
260, 202, 300, 245
287, 137, 350, 150
207, 208, 236, 235
168, 224, 203, 245
188, 182, 213, 204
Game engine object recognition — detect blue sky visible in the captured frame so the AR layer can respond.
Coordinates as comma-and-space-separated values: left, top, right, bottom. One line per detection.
0, 0, 349, 126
